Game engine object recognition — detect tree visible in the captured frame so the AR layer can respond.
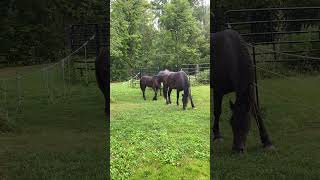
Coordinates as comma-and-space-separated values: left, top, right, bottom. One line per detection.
160, 0, 207, 65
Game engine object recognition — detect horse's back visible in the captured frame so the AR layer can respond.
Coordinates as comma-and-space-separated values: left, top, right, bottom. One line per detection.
167, 71, 188, 90
213, 30, 254, 94
140, 76, 156, 88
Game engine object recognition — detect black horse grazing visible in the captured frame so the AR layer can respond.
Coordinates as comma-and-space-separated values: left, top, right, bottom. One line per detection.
95, 47, 108, 113
165, 71, 195, 110
140, 75, 161, 100
212, 29, 274, 152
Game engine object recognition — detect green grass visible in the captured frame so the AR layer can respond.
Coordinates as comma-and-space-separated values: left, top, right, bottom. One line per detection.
213, 76, 320, 180
110, 83, 210, 179
0, 66, 106, 179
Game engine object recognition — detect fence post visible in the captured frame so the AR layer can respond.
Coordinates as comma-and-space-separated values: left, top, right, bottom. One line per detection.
196, 64, 199, 81
95, 24, 100, 58
16, 73, 23, 113
252, 44, 260, 109
84, 44, 89, 86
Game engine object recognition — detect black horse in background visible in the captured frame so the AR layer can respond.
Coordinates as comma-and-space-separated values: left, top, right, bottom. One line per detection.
95, 47, 108, 113
165, 71, 195, 110
140, 75, 161, 100
212, 29, 274, 152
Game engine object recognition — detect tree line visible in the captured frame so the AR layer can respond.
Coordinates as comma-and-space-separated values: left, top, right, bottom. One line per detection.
110, 0, 210, 81
0, 0, 107, 65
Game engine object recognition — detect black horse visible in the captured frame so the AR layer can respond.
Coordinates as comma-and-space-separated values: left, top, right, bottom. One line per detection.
95, 47, 108, 113
140, 75, 161, 100
165, 71, 195, 110
212, 29, 274, 152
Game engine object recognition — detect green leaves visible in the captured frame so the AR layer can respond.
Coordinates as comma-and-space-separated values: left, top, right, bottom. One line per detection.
111, 0, 210, 81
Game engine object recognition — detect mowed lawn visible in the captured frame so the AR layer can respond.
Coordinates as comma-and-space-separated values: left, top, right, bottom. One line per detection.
213, 76, 320, 180
0, 66, 106, 179
110, 83, 210, 179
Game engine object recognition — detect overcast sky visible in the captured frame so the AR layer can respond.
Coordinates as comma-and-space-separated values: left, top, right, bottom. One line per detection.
203, 0, 210, 6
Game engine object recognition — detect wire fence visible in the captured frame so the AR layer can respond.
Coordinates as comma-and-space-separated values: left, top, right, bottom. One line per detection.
128, 63, 210, 88
0, 34, 96, 130
242, 40, 320, 114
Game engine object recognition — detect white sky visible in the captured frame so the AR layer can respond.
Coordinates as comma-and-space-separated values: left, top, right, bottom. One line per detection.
203, 0, 210, 6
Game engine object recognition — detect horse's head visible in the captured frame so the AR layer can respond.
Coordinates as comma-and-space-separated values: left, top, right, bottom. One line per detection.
182, 93, 189, 110
229, 100, 251, 152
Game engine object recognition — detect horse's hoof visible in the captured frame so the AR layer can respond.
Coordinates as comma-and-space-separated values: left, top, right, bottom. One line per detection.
213, 137, 223, 143
263, 144, 276, 151
232, 147, 244, 154
232, 149, 244, 154
192, 107, 197, 110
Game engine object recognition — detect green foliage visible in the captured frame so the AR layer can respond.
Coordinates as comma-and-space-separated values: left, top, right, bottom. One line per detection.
111, 0, 210, 81
196, 69, 210, 84
0, 0, 107, 65
278, 25, 320, 72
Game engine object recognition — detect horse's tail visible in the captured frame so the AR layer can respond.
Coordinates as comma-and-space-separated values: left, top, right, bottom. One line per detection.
183, 74, 190, 98
249, 83, 261, 129
248, 83, 257, 112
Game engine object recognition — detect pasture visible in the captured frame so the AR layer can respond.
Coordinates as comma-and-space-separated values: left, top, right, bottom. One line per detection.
110, 83, 210, 179
213, 75, 320, 179
0, 66, 106, 179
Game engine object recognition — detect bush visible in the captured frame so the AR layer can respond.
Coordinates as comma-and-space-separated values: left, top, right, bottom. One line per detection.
279, 25, 320, 73
196, 69, 210, 84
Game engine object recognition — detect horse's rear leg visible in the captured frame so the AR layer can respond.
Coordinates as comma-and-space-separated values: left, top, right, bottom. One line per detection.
167, 88, 172, 104
188, 90, 195, 108
213, 93, 223, 141
141, 86, 146, 100
252, 104, 274, 149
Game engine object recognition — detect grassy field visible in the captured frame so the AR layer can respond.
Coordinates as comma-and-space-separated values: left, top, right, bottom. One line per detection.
110, 83, 210, 179
213, 76, 320, 180
0, 66, 106, 179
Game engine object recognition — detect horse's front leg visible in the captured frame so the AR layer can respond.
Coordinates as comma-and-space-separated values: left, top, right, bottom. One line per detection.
176, 90, 179, 105
163, 84, 167, 100
152, 87, 158, 101
213, 92, 223, 141
141, 86, 146, 100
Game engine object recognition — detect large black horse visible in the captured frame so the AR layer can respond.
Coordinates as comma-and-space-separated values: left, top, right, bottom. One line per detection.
95, 47, 108, 113
165, 71, 195, 110
212, 29, 274, 152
